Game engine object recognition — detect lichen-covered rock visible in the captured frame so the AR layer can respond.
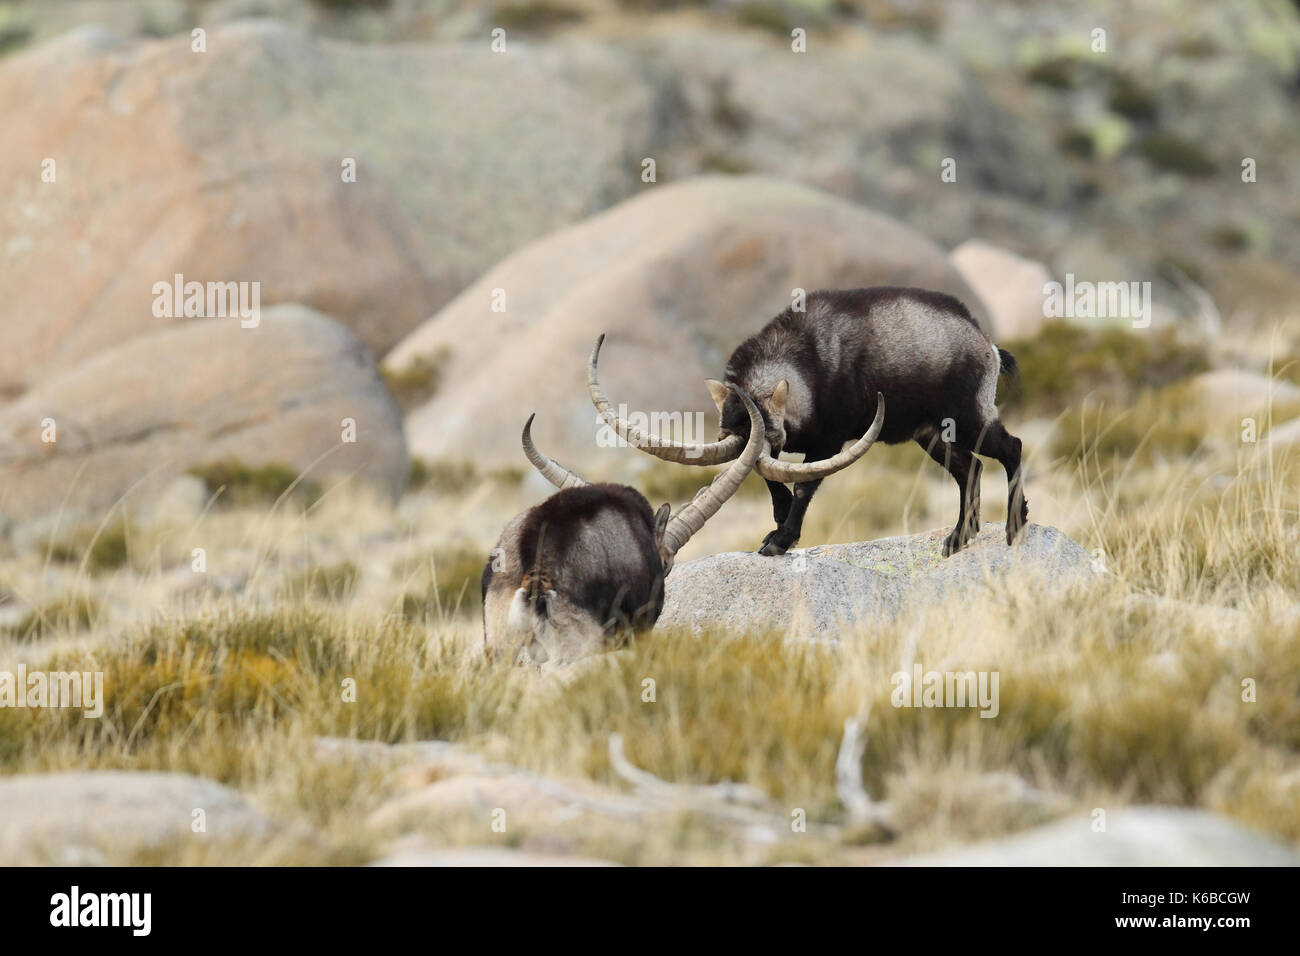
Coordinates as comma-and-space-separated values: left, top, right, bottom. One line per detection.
659, 524, 1094, 638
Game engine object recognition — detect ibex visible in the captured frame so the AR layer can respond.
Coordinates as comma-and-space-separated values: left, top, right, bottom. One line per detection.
480, 386, 767, 665
589, 286, 1026, 558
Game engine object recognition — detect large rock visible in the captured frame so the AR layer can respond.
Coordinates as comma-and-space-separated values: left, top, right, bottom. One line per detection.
951, 240, 1057, 341
0, 21, 654, 395
388, 176, 992, 468
658, 524, 1094, 638
365, 770, 647, 835
1190, 369, 1300, 414
1266, 416, 1300, 450
898, 807, 1300, 866
0, 771, 287, 865
635, 27, 1075, 248
371, 846, 621, 867
0, 305, 408, 522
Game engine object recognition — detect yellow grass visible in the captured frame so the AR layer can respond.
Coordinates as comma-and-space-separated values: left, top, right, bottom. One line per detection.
2, 383, 1299, 864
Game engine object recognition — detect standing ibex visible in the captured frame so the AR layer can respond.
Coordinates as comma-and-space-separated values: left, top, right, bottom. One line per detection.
589, 286, 1026, 557
480, 386, 767, 664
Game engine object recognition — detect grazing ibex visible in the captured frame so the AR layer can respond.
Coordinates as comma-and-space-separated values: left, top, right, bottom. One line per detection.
589, 286, 1026, 557
481, 385, 766, 665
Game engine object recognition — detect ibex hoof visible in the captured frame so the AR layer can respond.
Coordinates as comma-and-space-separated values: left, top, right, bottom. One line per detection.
942, 532, 969, 557
759, 528, 797, 556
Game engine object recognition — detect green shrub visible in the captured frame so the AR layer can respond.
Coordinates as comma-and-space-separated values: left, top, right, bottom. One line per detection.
1137, 133, 1218, 176
408, 459, 524, 494
1170, 35, 1218, 58
699, 151, 754, 175
401, 548, 488, 618
638, 459, 767, 508
1206, 225, 1251, 253
1274, 354, 1300, 386
381, 347, 449, 413
1001, 321, 1210, 413
1025, 57, 1078, 89
1058, 128, 1094, 159
0, 606, 477, 783
1049, 382, 1207, 465
0, 24, 30, 57
8, 593, 99, 640
492, 1, 584, 30
44, 522, 134, 574
408, 459, 475, 494
308, 0, 391, 11
1106, 73, 1158, 122
188, 460, 322, 510
736, 2, 798, 35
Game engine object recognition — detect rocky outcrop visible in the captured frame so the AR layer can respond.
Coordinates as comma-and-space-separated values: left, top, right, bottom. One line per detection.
659, 524, 1095, 638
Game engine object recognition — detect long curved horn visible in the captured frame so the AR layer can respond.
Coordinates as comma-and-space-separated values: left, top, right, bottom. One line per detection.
588, 334, 744, 466
522, 414, 588, 489
661, 385, 764, 560
755, 394, 886, 484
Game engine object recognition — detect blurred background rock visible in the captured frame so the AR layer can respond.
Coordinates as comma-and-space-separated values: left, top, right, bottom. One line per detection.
2, 0, 1296, 452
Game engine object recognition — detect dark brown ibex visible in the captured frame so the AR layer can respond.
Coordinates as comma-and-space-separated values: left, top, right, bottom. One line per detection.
588, 286, 1024, 557
481, 386, 767, 664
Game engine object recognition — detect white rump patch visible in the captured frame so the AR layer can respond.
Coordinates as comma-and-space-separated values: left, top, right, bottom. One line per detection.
981, 343, 1000, 419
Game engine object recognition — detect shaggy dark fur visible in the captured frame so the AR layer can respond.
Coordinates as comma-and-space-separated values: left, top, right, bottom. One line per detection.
481, 483, 667, 635
714, 287, 1027, 557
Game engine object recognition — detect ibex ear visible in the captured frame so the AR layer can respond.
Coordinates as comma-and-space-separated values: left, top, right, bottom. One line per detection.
767, 379, 789, 422
704, 379, 729, 418
653, 502, 672, 549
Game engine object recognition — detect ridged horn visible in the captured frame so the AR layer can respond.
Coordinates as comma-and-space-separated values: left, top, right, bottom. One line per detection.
588, 334, 745, 466
522, 414, 588, 489
755, 394, 885, 483
661, 385, 764, 559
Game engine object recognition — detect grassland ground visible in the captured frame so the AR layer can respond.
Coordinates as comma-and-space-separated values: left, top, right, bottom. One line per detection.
2, 356, 1298, 863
